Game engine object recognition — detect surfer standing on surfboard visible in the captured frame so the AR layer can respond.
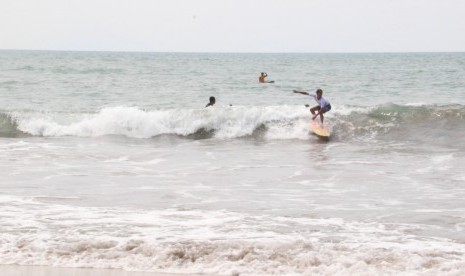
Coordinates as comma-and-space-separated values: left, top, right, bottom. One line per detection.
292, 89, 331, 124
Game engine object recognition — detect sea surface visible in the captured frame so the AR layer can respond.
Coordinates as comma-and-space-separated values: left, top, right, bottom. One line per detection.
1, 50, 465, 275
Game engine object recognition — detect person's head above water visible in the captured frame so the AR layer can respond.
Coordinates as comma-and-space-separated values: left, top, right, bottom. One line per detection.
205, 96, 216, 107
316, 89, 323, 99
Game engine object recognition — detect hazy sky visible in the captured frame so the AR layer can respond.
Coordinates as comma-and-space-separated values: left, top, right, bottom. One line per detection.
1, 0, 464, 52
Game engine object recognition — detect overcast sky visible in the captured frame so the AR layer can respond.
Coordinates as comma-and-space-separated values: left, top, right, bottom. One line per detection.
1, 0, 464, 53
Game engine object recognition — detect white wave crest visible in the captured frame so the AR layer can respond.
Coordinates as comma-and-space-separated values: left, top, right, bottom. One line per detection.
12, 106, 317, 139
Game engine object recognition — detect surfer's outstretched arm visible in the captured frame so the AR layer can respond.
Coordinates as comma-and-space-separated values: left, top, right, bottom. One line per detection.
293, 90, 309, 95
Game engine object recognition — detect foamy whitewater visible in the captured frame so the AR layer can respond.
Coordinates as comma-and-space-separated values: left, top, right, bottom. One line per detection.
1, 51, 465, 275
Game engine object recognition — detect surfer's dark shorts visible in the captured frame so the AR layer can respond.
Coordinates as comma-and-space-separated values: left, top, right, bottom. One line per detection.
324, 104, 331, 112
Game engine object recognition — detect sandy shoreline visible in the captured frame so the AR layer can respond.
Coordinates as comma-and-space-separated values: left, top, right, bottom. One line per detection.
0, 265, 215, 276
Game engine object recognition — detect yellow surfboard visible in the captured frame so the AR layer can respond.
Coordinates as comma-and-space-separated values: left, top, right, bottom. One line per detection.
311, 120, 330, 140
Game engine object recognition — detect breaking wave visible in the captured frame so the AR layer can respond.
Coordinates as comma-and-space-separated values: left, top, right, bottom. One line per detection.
1, 104, 464, 142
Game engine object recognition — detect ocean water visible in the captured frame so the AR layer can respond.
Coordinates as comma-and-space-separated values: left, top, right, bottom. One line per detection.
1, 50, 465, 275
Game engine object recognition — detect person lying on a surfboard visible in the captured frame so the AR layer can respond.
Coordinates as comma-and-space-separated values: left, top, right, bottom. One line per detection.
292, 88, 331, 124
205, 96, 216, 107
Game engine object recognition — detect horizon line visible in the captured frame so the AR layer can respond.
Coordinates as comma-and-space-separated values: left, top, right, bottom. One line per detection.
1, 48, 464, 55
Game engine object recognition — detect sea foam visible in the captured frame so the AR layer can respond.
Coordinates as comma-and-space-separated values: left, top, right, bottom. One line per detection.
12, 106, 312, 139
0, 194, 464, 275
